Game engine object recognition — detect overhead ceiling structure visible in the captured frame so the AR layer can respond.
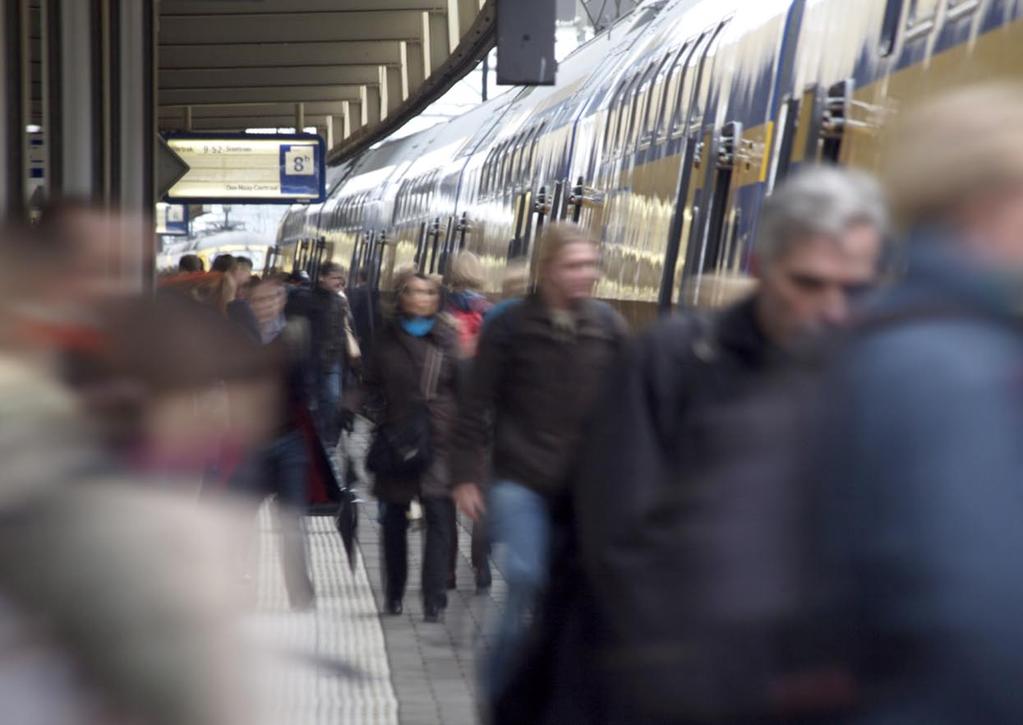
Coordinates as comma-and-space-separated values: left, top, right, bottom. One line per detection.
158, 0, 494, 162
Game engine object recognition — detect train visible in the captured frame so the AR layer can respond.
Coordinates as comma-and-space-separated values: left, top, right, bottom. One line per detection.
276, 0, 1023, 326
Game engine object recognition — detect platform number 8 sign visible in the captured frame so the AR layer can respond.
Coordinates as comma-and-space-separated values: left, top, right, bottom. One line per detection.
285, 146, 315, 176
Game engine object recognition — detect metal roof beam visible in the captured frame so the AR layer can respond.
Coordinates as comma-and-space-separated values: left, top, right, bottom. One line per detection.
159, 11, 426, 44
159, 65, 382, 90
159, 116, 331, 131
159, 41, 403, 69
160, 85, 365, 106
159, 102, 350, 119
160, 1, 448, 14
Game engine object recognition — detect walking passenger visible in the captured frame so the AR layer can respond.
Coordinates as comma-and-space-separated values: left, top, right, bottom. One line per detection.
286, 261, 354, 449
819, 85, 1023, 725
509, 167, 887, 724
443, 251, 494, 592
451, 223, 627, 700
364, 272, 460, 622
229, 275, 316, 610
178, 253, 204, 273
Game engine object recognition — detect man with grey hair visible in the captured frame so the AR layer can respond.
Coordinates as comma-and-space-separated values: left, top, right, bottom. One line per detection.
496, 165, 888, 724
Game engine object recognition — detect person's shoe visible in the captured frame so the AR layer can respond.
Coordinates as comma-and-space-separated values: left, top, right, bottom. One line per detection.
386, 599, 403, 616
423, 602, 444, 623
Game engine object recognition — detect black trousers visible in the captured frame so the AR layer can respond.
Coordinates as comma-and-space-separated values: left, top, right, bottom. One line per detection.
381, 496, 454, 609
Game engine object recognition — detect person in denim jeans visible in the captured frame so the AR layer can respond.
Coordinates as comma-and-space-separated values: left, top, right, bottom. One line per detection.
451, 224, 627, 701
231, 275, 316, 610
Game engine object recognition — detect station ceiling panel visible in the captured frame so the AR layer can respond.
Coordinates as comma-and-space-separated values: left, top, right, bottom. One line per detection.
157, 0, 494, 161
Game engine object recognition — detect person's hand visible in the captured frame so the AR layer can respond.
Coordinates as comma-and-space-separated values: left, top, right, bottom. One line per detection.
453, 483, 486, 522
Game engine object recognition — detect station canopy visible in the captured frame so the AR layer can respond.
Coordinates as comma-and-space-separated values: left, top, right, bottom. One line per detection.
157, 0, 493, 162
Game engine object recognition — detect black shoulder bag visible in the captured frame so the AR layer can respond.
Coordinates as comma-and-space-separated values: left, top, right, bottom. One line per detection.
366, 342, 442, 479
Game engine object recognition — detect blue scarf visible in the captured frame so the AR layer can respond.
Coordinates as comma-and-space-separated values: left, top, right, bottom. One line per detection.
401, 316, 435, 337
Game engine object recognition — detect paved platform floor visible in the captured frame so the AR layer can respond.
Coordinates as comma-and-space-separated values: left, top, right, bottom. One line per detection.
248, 422, 503, 725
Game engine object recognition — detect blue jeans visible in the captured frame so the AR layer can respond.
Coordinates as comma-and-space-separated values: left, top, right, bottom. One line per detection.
230, 430, 313, 608
315, 362, 343, 448
485, 479, 553, 700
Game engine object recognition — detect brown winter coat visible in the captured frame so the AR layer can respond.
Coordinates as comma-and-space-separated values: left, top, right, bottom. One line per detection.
450, 295, 628, 499
365, 318, 461, 503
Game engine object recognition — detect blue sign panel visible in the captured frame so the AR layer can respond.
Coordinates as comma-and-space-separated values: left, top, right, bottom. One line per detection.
280, 143, 320, 197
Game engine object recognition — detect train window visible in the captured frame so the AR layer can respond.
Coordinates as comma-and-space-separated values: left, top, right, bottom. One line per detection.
879, 0, 900, 54
524, 124, 544, 179
908, 0, 940, 26
697, 23, 728, 122
617, 74, 642, 154
628, 69, 649, 147
494, 142, 509, 190
670, 31, 713, 135
602, 79, 627, 155
659, 39, 697, 138
512, 137, 526, 185
632, 61, 658, 147
644, 49, 677, 141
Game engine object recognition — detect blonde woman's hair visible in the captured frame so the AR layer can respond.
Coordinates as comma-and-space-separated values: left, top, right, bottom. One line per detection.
445, 251, 486, 292
535, 222, 597, 283
883, 83, 1023, 230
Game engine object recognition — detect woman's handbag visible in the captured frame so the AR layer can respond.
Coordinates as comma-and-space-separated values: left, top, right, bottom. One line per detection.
366, 344, 442, 479
366, 401, 432, 478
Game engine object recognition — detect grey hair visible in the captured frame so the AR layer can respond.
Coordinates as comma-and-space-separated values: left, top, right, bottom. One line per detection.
756, 166, 888, 262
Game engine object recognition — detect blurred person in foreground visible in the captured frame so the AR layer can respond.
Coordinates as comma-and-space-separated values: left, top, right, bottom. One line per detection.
500, 167, 888, 724
287, 261, 358, 450
442, 251, 494, 592
451, 223, 627, 701
0, 220, 269, 725
226, 274, 316, 610
364, 272, 460, 622
817, 84, 1023, 724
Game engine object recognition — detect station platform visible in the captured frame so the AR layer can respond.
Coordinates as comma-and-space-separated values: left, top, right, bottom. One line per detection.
249, 488, 502, 725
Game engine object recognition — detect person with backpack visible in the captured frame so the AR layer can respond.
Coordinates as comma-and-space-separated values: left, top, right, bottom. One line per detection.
818, 85, 1023, 725
442, 251, 494, 592
451, 223, 628, 703
499, 167, 887, 724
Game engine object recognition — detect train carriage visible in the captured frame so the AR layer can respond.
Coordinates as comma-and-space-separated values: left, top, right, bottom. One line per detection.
278, 0, 1023, 326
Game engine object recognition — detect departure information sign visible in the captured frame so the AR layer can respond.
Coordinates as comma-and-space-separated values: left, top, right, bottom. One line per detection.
162, 133, 325, 204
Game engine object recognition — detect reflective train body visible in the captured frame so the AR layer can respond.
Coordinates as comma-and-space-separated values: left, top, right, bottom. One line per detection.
278, 0, 1023, 325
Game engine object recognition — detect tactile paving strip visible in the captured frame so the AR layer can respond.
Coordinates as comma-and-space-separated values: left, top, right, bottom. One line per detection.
247, 504, 399, 725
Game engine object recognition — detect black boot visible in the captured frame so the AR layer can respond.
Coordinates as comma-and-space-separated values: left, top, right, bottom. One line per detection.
386, 599, 403, 616
423, 601, 444, 623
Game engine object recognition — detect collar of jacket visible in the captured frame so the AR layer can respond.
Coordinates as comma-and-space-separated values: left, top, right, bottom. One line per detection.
896, 230, 1023, 318
519, 294, 614, 339
712, 294, 777, 367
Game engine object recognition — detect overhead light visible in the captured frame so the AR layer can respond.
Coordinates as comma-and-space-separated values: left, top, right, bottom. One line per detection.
25, 124, 41, 133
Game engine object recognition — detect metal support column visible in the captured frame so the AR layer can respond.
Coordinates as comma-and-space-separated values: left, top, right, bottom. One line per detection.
114, 0, 155, 290
295, 102, 305, 133
1, 0, 27, 218
53, 0, 103, 200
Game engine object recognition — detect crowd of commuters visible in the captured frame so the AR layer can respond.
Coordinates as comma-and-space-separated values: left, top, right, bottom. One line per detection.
3, 83, 1023, 725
